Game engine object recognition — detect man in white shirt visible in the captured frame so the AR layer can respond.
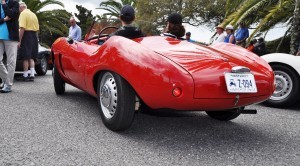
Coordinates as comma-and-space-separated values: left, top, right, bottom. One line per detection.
210, 25, 225, 45
68, 17, 81, 41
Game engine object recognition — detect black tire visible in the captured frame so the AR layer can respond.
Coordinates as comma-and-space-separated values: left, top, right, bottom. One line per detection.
97, 71, 135, 131
53, 63, 65, 95
206, 109, 241, 121
264, 64, 300, 108
36, 55, 48, 76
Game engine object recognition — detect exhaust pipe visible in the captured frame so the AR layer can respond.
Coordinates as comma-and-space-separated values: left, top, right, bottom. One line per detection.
239, 109, 257, 114
229, 107, 257, 114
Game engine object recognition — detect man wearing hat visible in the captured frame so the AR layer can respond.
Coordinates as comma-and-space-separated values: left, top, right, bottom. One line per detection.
162, 13, 185, 39
224, 25, 236, 44
210, 25, 225, 45
109, 5, 144, 39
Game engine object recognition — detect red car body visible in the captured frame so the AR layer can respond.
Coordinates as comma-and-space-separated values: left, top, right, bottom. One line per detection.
52, 36, 274, 109
51, 32, 275, 130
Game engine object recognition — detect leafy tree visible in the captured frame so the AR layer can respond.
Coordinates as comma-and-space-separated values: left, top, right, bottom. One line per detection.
290, 0, 300, 54
22, 0, 70, 36
75, 5, 94, 37
39, 10, 72, 47
135, 0, 226, 35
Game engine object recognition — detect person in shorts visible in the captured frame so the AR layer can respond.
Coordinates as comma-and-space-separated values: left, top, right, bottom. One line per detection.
16, 1, 39, 81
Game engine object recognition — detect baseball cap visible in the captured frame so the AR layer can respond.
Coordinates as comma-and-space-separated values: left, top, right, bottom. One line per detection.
120, 5, 135, 18
186, 32, 191, 36
168, 13, 183, 25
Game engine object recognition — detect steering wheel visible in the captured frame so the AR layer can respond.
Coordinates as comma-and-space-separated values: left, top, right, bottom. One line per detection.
97, 26, 119, 43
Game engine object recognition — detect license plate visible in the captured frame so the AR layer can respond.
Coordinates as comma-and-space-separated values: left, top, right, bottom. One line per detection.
225, 73, 257, 93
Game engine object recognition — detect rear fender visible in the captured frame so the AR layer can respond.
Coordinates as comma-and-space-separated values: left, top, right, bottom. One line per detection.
86, 37, 194, 109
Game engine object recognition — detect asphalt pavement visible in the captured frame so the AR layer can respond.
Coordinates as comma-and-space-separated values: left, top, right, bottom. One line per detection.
0, 71, 299, 166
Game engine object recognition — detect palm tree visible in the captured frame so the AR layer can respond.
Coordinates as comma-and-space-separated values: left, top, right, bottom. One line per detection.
290, 0, 300, 54
222, 0, 298, 54
22, 0, 71, 36
97, 0, 137, 20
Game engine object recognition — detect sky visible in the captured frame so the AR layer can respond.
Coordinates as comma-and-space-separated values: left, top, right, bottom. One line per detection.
45, 0, 287, 43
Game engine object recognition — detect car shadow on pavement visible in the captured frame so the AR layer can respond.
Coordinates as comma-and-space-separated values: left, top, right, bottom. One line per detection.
55, 89, 283, 154
116, 109, 279, 153
290, 102, 300, 110
54, 90, 100, 116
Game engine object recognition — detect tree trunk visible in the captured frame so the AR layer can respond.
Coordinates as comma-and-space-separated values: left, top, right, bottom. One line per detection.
277, 28, 290, 53
290, 0, 300, 55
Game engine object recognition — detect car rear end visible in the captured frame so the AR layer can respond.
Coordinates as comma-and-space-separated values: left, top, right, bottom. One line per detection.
139, 37, 275, 111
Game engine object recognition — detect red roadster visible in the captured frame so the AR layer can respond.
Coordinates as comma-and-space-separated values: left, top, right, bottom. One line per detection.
51, 24, 275, 131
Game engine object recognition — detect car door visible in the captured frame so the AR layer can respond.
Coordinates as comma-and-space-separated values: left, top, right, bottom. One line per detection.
60, 41, 88, 89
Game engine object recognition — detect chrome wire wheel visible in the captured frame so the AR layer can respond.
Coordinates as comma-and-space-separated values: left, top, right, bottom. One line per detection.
99, 72, 118, 119
270, 70, 293, 101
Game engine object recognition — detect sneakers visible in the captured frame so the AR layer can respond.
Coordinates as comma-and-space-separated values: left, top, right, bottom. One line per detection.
15, 75, 33, 82
0, 84, 12, 93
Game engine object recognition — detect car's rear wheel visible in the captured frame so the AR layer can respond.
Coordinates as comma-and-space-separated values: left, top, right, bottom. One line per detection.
206, 108, 241, 121
53, 63, 65, 95
264, 64, 299, 107
97, 71, 135, 131
36, 55, 48, 76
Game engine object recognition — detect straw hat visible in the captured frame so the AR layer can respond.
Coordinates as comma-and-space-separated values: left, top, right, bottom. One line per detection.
216, 24, 224, 30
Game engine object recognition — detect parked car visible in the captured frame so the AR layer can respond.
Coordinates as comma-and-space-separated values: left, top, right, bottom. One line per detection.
261, 53, 300, 107
51, 23, 275, 131
3, 44, 52, 76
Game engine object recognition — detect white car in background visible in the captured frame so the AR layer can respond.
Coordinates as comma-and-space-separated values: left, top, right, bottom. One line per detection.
261, 53, 300, 107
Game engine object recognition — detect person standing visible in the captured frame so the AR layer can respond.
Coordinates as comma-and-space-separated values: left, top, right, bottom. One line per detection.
185, 32, 195, 42
0, 0, 19, 93
254, 37, 267, 56
16, 1, 39, 82
69, 17, 81, 41
211, 25, 226, 45
246, 39, 257, 53
235, 22, 249, 48
224, 25, 236, 44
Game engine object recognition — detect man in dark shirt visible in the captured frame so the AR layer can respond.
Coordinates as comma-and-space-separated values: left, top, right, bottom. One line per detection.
109, 5, 144, 39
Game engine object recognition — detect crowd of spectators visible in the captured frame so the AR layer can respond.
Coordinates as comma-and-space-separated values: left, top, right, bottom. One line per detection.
208, 23, 268, 56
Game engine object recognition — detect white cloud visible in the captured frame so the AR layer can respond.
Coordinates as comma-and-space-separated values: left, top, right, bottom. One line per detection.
43, 0, 105, 17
